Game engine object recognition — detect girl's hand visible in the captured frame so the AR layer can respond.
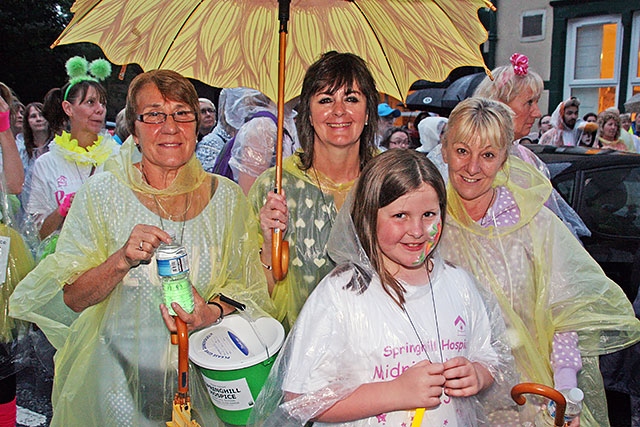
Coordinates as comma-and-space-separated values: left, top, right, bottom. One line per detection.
258, 189, 288, 244
442, 357, 494, 397
392, 360, 445, 409
160, 287, 222, 333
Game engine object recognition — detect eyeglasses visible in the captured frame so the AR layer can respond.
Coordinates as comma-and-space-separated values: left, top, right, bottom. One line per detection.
200, 108, 215, 115
137, 110, 197, 124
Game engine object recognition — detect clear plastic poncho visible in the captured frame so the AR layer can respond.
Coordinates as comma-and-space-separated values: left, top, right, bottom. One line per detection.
439, 155, 640, 426
248, 153, 356, 330
228, 89, 299, 180
0, 172, 35, 382
427, 142, 591, 239
196, 87, 247, 172
247, 194, 519, 426
539, 99, 585, 147
8, 137, 275, 427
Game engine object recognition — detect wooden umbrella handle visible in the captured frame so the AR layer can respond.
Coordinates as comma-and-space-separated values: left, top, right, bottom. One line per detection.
175, 316, 189, 396
511, 383, 567, 427
271, 15, 290, 282
271, 231, 289, 281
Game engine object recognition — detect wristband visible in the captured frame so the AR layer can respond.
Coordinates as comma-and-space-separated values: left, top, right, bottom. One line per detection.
207, 301, 224, 325
258, 249, 272, 270
0, 111, 9, 133
58, 192, 75, 217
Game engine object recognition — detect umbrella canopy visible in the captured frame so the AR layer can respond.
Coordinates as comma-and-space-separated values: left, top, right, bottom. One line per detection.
624, 93, 640, 114
441, 71, 486, 108
53, 0, 493, 103
405, 71, 485, 113
405, 87, 448, 111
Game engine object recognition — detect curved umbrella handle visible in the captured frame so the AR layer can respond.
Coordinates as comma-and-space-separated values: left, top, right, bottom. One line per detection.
511, 383, 566, 427
271, 230, 289, 281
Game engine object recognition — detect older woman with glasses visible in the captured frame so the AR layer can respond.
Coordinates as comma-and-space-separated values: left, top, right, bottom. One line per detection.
10, 69, 273, 427
197, 97, 217, 141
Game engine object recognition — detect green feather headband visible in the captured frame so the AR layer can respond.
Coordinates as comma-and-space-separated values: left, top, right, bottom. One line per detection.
64, 56, 112, 101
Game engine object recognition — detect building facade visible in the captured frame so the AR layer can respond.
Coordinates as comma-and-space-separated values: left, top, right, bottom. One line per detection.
488, 0, 640, 116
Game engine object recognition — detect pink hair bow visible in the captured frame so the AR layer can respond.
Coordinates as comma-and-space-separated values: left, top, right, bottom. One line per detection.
510, 53, 529, 76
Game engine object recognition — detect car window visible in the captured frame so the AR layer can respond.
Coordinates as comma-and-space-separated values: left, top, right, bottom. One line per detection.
554, 174, 576, 205
580, 166, 640, 238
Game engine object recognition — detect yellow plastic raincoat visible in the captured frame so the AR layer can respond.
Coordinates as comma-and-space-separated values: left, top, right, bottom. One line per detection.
439, 155, 640, 426
9, 138, 274, 427
248, 153, 355, 330
0, 224, 35, 383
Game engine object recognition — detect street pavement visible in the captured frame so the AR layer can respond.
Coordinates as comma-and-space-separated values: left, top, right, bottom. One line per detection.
15, 328, 54, 427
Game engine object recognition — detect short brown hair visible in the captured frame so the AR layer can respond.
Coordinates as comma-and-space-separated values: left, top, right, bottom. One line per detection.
125, 69, 199, 137
597, 109, 621, 141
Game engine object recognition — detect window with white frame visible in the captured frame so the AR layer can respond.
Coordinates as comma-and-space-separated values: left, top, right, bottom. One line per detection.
565, 15, 622, 114
521, 10, 546, 42
629, 12, 640, 99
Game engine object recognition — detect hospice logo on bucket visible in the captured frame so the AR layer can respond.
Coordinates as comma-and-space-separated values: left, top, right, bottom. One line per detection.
203, 377, 255, 410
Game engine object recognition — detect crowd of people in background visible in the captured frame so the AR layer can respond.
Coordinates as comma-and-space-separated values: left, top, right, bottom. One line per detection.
0, 50, 638, 427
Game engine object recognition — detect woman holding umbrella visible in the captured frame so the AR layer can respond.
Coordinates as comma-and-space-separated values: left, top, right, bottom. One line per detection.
249, 51, 378, 330
10, 69, 274, 426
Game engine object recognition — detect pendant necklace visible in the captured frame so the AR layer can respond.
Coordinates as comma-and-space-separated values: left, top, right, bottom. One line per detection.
402, 260, 444, 364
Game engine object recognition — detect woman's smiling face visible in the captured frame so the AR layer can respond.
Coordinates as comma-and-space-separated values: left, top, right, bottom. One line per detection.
309, 83, 368, 150
442, 134, 507, 204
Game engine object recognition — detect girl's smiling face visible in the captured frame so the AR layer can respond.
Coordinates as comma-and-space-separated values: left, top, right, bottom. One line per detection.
376, 183, 442, 285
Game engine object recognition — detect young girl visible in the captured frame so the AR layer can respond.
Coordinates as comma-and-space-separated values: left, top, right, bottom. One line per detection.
250, 149, 516, 426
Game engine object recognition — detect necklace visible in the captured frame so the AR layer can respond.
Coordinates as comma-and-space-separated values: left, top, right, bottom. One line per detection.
308, 166, 356, 213
480, 188, 496, 221
310, 166, 330, 211
140, 163, 192, 244
153, 193, 193, 221
73, 162, 96, 185
401, 263, 444, 364
152, 193, 191, 244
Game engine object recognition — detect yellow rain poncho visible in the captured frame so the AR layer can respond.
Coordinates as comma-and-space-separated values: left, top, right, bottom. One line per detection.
248, 153, 355, 330
0, 223, 35, 383
9, 138, 274, 427
439, 155, 640, 426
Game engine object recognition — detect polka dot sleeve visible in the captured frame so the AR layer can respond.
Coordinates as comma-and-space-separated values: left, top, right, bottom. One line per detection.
551, 331, 583, 390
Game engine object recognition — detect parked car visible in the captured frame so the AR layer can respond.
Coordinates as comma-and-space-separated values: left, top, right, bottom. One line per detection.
523, 144, 640, 303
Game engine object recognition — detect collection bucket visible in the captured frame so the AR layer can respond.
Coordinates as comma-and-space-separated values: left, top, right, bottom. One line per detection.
189, 314, 285, 425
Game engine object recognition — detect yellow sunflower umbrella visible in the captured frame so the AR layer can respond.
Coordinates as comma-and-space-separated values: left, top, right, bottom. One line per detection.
53, 0, 494, 280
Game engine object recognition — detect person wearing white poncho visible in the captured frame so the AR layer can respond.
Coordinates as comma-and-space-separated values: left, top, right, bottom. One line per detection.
9, 70, 274, 427
438, 97, 640, 426
248, 150, 517, 427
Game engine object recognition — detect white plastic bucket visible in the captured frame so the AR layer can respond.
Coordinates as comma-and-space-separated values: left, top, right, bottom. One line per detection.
189, 314, 285, 425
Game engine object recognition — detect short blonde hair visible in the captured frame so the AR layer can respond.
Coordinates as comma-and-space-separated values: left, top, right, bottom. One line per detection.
444, 97, 515, 154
